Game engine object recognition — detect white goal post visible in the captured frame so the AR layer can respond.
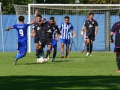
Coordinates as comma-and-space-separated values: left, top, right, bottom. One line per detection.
13, 4, 120, 52
0, 2, 4, 52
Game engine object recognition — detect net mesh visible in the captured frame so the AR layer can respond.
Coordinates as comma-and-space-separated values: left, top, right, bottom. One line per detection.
13, 4, 120, 52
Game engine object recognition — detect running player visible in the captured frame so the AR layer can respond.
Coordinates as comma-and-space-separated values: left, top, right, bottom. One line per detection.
60, 16, 77, 58
110, 13, 120, 73
83, 12, 98, 56
38, 17, 61, 59
6, 10, 38, 65
31, 15, 46, 61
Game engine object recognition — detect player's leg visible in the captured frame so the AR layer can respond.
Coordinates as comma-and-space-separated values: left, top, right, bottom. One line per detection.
46, 39, 52, 58
14, 40, 27, 65
66, 39, 70, 58
89, 35, 95, 56
52, 40, 57, 61
60, 39, 65, 58
86, 36, 90, 56
115, 48, 120, 72
82, 39, 86, 53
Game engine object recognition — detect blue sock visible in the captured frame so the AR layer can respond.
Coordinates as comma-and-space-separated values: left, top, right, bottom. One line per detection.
53, 51, 57, 59
16, 53, 25, 59
61, 52, 64, 56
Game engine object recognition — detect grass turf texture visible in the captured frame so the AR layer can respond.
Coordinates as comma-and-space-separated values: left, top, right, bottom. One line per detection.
0, 52, 120, 90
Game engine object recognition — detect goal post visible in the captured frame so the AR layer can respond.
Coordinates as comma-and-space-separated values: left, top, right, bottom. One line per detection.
13, 4, 120, 52
0, 2, 4, 52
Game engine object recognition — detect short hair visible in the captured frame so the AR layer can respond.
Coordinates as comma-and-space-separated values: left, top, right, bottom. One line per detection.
89, 12, 94, 16
18, 16, 25, 21
37, 15, 42, 18
50, 17, 54, 20
64, 16, 69, 19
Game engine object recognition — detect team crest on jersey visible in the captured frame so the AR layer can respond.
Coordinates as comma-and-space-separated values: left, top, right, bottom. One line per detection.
47, 29, 52, 33
53, 27, 55, 30
37, 27, 41, 30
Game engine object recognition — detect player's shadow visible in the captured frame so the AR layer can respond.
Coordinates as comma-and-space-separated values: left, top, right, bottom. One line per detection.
0, 76, 120, 90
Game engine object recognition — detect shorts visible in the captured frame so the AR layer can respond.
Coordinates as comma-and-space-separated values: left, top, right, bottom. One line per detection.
61, 39, 70, 45
39, 38, 52, 47
86, 35, 95, 41
34, 38, 39, 43
18, 40, 27, 54
114, 47, 120, 53
52, 39, 57, 47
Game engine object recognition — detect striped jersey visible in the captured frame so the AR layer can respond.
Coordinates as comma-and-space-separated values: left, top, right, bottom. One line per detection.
60, 22, 74, 39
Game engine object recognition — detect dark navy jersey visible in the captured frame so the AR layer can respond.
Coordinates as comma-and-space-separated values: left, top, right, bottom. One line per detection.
33, 21, 43, 39
84, 19, 98, 36
111, 21, 120, 48
13, 23, 30, 41
42, 21, 60, 39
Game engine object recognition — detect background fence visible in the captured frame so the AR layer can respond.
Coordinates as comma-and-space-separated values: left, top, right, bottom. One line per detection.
0, 14, 117, 52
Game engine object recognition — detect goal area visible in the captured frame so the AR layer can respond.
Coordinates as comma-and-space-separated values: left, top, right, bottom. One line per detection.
13, 4, 120, 53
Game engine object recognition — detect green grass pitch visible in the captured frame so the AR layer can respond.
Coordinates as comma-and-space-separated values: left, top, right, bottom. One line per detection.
0, 52, 120, 90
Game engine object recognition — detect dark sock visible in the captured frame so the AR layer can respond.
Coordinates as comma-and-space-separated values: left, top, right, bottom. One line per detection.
46, 49, 50, 58
53, 51, 57, 59
36, 49, 40, 58
90, 44, 93, 53
86, 43, 89, 52
116, 57, 120, 70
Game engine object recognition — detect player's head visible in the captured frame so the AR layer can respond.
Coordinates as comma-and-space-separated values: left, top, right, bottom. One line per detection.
64, 16, 69, 24
89, 12, 94, 19
50, 17, 55, 24
18, 16, 25, 22
37, 15, 42, 22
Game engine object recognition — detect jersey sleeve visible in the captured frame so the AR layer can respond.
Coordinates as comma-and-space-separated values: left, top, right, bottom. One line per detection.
13, 24, 17, 29
95, 21, 98, 26
111, 24, 116, 32
32, 24, 36, 29
84, 20, 87, 27
56, 25, 61, 35
70, 24, 74, 31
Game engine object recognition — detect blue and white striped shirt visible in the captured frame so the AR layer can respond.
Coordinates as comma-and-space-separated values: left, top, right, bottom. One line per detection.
60, 22, 74, 39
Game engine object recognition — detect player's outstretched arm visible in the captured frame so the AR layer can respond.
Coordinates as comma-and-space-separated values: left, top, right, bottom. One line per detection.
110, 32, 114, 43
39, 18, 46, 25
81, 28, 85, 37
29, 10, 38, 25
6, 26, 13, 31
31, 29, 35, 38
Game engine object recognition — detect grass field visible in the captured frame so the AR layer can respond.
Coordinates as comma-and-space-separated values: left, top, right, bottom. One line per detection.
0, 52, 120, 90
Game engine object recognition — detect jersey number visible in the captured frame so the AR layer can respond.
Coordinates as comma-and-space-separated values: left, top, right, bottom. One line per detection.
19, 29, 24, 36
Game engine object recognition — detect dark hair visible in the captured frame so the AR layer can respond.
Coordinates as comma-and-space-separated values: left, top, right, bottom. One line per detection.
18, 16, 25, 21
64, 16, 69, 20
89, 12, 94, 16
37, 15, 42, 18
50, 17, 54, 20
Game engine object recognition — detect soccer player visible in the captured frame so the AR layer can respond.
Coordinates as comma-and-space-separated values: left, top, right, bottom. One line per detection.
38, 17, 61, 59
110, 13, 120, 73
6, 10, 38, 65
31, 15, 46, 61
83, 12, 98, 56
60, 16, 77, 58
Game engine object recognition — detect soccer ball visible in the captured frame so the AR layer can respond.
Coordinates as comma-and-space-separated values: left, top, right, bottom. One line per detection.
37, 57, 47, 63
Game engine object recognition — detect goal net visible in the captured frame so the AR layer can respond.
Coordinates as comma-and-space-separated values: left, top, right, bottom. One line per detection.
13, 4, 120, 52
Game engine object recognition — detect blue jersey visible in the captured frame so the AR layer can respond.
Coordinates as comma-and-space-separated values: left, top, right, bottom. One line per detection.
60, 22, 74, 40
13, 23, 30, 41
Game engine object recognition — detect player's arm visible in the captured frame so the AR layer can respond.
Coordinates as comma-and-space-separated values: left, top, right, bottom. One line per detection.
29, 10, 38, 25
110, 24, 115, 43
81, 27, 85, 38
95, 21, 98, 36
72, 30, 77, 37
31, 29, 35, 38
39, 18, 46, 25
6, 26, 13, 31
